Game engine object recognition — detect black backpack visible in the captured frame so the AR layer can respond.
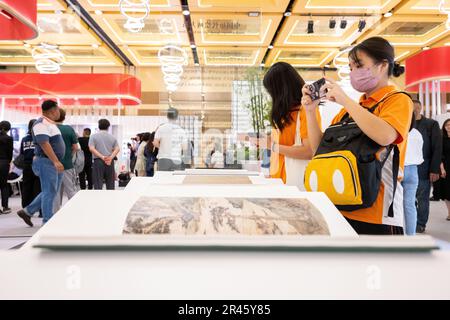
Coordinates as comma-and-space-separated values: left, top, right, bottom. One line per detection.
304, 91, 411, 214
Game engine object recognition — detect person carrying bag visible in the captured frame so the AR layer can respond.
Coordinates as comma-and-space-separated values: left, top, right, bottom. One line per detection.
305, 91, 410, 212
263, 62, 321, 186
285, 111, 310, 191
301, 36, 413, 235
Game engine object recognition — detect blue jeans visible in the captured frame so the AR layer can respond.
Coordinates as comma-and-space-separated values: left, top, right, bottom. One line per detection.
416, 178, 432, 228
402, 165, 419, 235
25, 157, 63, 223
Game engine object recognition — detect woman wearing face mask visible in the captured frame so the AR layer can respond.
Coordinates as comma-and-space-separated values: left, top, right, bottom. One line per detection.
302, 37, 412, 235
263, 62, 321, 185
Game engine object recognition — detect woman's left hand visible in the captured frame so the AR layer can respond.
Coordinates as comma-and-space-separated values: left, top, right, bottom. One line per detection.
322, 77, 351, 106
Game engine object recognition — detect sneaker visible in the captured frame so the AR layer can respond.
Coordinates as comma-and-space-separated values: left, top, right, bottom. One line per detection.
17, 209, 33, 227
2, 207, 11, 214
416, 225, 426, 233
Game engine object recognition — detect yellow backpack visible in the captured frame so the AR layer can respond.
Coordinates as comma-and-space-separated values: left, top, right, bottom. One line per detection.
304, 91, 410, 214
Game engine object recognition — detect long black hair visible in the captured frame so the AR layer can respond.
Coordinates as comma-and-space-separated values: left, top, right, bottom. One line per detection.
443, 118, 450, 139
145, 132, 157, 156
27, 119, 36, 134
263, 62, 305, 131
141, 132, 151, 142
349, 36, 405, 78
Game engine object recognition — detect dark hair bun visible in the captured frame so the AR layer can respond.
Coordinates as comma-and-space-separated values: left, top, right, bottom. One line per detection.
393, 62, 405, 77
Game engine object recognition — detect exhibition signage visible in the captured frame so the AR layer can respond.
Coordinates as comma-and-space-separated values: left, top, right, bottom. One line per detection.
0, 73, 142, 106
0, 0, 38, 40
405, 46, 450, 92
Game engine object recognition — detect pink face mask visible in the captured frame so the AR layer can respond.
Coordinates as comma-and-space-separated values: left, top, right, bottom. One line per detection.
350, 66, 381, 93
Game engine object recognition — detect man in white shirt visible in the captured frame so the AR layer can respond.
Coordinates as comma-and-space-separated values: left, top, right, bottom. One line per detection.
153, 108, 188, 171
402, 115, 424, 236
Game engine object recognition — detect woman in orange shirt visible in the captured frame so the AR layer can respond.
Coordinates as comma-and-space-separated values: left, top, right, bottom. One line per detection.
302, 37, 412, 235
263, 62, 320, 184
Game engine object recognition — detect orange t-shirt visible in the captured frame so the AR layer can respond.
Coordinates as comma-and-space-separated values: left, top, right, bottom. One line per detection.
270, 107, 321, 183
331, 85, 412, 225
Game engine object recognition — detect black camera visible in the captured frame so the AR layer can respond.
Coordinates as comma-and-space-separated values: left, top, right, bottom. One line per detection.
307, 78, 327, 101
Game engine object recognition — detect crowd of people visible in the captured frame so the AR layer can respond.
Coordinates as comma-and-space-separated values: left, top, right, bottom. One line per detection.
0, 100, 122, 226
0, 36, 448, 236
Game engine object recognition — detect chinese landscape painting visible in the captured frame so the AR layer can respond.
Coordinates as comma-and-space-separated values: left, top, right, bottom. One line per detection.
123, 197, 330, 236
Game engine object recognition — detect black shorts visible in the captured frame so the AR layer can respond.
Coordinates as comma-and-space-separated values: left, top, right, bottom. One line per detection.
345, 218, 404, 235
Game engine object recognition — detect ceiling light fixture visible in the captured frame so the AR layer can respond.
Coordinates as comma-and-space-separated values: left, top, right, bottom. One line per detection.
182, 10, 190, 16
92, 43, 99, 49
340, 19, 347, 29
32, 43, 65, 74
284, 11, 292, 17
383, 11, 393, 18
268, 45, 274, 49
248, 12, 260, 17
422, 46, 430, 50
158, 45, 188, 93
358, 19, 366, 32
333, 46, 353, 82
329, 18, 336, 29
119, 0, 150, 33
190, 44, 196, 49
23, 43, 31, 48
307, 20, 314, 34
95, 10, 103, 16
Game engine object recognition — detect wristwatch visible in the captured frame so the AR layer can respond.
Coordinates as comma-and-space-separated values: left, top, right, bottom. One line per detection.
271, 142, 279, 153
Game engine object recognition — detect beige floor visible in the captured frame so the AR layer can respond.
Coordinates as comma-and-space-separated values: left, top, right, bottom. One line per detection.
1, 192, 449, 250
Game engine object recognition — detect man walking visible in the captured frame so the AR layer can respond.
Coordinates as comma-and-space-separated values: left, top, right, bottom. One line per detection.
78, 128, 93, 190
17, 100, 65, 226
54, 108, 80, 211
413, 100, 443, 233
89, 119, 120, 190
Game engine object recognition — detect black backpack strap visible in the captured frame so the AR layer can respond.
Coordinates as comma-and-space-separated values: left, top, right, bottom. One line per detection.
337, 91, 410, 123
388, 145, 399, 218
367, 91, 411, 113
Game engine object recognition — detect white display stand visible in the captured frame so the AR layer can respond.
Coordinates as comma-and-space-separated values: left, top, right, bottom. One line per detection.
22, 186, 356, 249
125, 171, 283, 192
1, 187, 448, 299
1, 249, 449, 299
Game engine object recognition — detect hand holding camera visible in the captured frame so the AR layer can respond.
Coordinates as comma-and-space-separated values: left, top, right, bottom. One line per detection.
321, 77, 350, 106
301, 78, 327, 112
302, 77, 350, 108
301, 84, 320, 112
307, 78, 327, 101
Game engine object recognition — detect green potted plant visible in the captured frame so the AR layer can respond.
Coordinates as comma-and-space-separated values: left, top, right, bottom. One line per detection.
244, 68, 271, 139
